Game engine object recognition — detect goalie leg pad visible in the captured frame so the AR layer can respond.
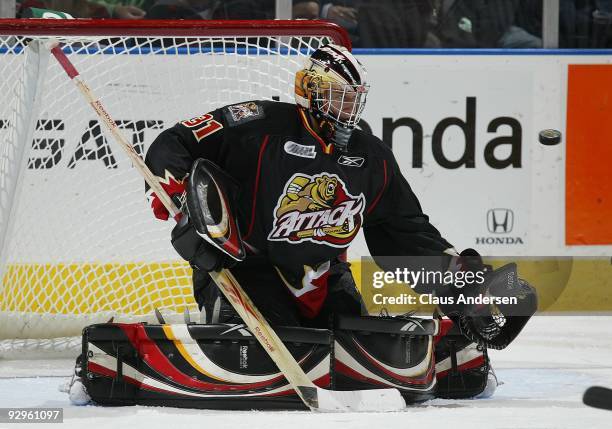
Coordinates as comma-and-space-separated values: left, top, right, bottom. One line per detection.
81, 323, 331, 410
333, 315, 438, 403
78, 315, 439, 409
434, 318, 493, 399
78, 319, 499, 408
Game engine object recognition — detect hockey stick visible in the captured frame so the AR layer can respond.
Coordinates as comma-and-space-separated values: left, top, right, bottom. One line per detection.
583, 386, 612, 411
47, 42, 406, 412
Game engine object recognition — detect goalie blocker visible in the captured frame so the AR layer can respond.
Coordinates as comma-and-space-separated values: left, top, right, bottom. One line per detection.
77, 314, 492, 409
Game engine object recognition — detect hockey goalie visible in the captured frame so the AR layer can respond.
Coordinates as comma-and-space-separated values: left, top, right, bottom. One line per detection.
67, 44, 537, 410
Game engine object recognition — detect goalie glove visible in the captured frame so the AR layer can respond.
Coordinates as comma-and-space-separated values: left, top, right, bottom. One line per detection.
457, 264, 537, 350
437, 250, 538, 350
172, 158, 246, 272
171, 214, 237, 272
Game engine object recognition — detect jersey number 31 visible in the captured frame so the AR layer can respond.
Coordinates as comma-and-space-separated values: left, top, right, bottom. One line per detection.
181, 114, 223, 142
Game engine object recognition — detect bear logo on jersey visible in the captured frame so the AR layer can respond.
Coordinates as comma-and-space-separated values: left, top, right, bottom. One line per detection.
268, 173, 365, 247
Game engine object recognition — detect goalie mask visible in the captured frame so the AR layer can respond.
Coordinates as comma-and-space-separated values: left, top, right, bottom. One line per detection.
295, 44, 369, 152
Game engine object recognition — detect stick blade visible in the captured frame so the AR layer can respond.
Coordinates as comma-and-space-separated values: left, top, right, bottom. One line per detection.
583, 386, 612, 411
298, 386, 406, 412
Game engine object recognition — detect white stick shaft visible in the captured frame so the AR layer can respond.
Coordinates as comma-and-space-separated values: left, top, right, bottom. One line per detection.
209, 270, 318, 404
49, 44, 180, 219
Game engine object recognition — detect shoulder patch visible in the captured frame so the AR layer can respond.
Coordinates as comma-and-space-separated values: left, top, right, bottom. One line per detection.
284, 141, 317, 159
223, 102, 265, 127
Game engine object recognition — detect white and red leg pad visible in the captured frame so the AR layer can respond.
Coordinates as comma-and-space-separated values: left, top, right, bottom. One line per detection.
434, 318, 492, 398
333, 315, 438, 403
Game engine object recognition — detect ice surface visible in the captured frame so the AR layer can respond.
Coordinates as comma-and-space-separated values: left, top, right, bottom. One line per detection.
1, 316, 611, 429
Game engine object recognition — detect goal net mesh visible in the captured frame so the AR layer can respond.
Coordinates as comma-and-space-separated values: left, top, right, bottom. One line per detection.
0, 22, 345, 356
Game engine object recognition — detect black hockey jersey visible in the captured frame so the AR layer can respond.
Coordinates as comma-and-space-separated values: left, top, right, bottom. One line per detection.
145, 101, 453, 317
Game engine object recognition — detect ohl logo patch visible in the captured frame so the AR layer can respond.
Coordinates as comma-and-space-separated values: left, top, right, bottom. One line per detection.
268, 173, 365, 247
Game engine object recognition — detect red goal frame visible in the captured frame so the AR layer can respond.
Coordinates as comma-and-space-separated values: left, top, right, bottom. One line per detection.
0, 19, 352, 50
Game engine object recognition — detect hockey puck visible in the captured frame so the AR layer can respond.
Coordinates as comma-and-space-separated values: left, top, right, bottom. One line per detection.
538, 129, 562, 145
583, 386, 612, 411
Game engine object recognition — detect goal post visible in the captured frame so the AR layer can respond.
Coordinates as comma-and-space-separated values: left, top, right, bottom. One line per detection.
0, 19, 350, 356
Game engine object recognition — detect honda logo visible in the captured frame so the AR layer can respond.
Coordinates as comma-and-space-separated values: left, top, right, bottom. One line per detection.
487, 209, 514, 234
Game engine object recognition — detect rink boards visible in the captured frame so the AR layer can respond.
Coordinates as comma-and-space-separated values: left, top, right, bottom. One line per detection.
1, 50, 611, 316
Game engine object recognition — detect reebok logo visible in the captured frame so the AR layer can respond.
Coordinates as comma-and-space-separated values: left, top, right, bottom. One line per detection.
338, 155, 364, 167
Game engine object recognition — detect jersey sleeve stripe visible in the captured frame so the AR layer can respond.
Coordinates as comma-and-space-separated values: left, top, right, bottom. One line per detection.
243, 134, 270, 242
366, 159, 388, 215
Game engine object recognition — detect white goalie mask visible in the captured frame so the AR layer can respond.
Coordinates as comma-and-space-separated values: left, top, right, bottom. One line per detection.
295, 44, 369, 130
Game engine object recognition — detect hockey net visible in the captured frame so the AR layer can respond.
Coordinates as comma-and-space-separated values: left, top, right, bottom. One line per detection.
0, 19, 349, 357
